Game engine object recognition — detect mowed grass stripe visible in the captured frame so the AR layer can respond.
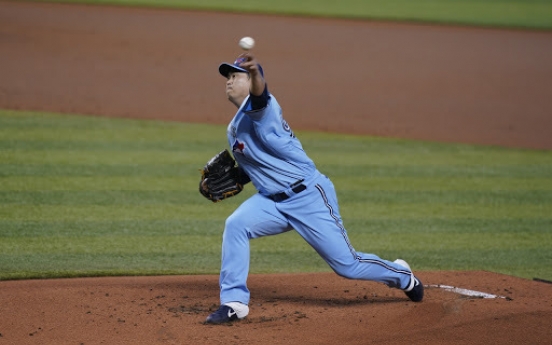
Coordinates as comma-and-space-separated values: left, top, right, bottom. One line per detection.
2, 218, 549, 239
0, 163, 188, 177
345, 232, 551, 252
338, 202, 550, 220
0, 176, 196, 191
0, 110, 218, 141
324, 164, 552, 178
0, 202, 549, 222
0, 235, 222, 254
0, 204, 240, 221
0, 252, 223, 280
0, 219, 225, 237
3, 247, 547, 280
343, 218, 552, 235
2, 232, 547, 256
3, 141, 551, 166
0, 139, 206, 152
376, 248, 552, 279
2, 176, 551, 191
2, 190, 551, 206
3, 163, 552, 178
0, 150, 207, 165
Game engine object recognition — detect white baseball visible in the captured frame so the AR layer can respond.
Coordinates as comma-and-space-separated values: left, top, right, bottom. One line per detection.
239, 36, 255, 50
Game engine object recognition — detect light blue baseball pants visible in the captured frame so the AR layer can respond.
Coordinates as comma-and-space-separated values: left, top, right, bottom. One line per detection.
218, 171, 413, 305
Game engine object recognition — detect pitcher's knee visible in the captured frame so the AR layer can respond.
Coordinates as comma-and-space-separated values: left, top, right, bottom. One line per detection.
224, 214, 251, 239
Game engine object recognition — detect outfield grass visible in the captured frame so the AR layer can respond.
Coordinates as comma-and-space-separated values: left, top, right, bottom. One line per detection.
29, 0, 552, 30
1, 110, 551, 281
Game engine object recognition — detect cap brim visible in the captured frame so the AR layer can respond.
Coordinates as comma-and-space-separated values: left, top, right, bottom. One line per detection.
219, 63, 248, 77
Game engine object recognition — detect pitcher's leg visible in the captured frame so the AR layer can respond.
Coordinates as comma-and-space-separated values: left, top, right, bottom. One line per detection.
220, 193, 290, 305
283, 176, 413, 289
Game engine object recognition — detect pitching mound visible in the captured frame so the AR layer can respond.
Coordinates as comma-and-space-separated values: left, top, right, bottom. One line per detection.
1, 272, 551, 344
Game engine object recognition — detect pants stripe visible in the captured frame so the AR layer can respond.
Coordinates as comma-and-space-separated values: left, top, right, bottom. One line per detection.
315, 183, 357, 258
315, 184, 411, 277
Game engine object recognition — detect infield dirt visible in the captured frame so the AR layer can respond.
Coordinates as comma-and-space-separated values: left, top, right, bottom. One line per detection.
1, 1, 551, 344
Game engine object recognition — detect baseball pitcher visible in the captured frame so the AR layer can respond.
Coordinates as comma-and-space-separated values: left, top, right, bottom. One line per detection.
200, 50, 424, 324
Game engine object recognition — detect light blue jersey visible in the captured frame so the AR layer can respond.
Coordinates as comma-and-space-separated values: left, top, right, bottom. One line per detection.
227, 94, 315, 196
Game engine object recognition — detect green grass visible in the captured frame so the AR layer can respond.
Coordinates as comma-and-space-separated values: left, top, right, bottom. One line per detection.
0, 109, 551, 281
29, 0, 552, 30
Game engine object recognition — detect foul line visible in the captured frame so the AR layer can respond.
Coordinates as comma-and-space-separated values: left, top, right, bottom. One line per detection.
427, 284, 507, 299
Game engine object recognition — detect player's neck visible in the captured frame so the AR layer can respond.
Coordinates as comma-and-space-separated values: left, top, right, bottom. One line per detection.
229, 95, 248, 109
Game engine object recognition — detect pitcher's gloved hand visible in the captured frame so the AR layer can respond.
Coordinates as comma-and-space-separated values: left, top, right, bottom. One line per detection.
199, 149, 249, 202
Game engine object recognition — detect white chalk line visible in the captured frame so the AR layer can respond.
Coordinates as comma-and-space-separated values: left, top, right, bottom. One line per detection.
427, 284, 507, 299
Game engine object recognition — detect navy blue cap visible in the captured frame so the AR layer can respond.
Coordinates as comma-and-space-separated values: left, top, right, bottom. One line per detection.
219, 57, 264, 78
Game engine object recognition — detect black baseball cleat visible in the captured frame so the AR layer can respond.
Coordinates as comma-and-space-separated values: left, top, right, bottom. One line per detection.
405, 276, 424, 302
205, 305, 240, 324
394, 259, 424, 302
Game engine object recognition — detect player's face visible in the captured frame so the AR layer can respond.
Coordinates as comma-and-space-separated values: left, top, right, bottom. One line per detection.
226, 72, 250, 106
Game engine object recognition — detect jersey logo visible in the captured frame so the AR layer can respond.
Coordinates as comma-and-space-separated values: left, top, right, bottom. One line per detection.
232, 139, 245, 154
282, 119, 295, 138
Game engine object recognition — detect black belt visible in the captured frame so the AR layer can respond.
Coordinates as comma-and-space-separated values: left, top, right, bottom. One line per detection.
268, 180, 306, 202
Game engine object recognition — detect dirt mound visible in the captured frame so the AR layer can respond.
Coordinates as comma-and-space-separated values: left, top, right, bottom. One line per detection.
1, 272, 551, 344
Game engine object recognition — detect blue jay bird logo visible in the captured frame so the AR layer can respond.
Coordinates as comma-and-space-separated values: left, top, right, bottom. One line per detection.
232, 139, 245, 154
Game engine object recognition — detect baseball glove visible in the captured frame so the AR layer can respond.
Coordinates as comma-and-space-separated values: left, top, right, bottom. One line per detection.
199, 149, 247, 202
